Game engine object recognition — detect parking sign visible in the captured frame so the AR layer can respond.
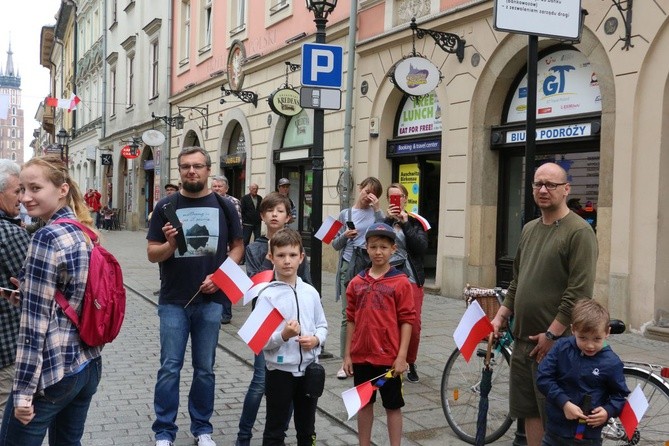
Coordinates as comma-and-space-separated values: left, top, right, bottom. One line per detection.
301, 43, 343, 88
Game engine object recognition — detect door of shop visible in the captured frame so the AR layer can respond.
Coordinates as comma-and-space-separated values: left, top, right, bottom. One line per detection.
278, 165, 313, 255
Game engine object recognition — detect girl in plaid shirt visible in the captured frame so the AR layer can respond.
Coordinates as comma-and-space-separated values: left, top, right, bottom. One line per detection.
0, 156, 102, 446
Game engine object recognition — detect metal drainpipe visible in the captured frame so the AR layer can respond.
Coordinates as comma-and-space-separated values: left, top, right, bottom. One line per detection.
341, 0, 358, 211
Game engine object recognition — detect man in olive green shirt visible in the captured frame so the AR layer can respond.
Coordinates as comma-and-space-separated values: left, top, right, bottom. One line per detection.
491, 162, 598, 446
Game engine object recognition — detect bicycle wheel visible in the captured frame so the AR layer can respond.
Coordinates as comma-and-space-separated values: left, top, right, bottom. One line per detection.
441, 345, 514, 444
602, 366, 669, 445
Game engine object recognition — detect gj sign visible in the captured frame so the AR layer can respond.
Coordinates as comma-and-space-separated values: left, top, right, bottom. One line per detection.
301, 43, 343, 88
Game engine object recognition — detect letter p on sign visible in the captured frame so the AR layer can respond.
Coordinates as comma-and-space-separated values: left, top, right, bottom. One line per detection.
301, 43, 343, 89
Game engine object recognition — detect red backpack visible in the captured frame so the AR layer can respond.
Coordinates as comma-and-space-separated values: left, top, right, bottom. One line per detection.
53, 218, 126, 347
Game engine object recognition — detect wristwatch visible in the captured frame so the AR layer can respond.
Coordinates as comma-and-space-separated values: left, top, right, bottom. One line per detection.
545, 330, 560, 341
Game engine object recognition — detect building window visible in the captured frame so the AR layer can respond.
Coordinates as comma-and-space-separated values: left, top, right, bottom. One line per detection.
11, 118, 15, 126
126, 54, 134, 107
199, 0, 212, 53
11, 106, 15, 115
270, 0, 288, 14
150, 41, 159, 98
110, 68, 117, 115
230, 0, 246, 35
11, 128, 15, 137
112, 0, 117, 23
180, 1, 191, 66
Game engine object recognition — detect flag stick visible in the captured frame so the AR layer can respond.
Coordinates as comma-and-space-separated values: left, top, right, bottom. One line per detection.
183, 289, 201, 308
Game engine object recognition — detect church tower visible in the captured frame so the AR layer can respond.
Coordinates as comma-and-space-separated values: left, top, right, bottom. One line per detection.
0, 40, 24, 163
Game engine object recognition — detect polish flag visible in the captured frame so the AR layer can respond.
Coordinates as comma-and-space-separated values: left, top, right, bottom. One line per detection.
453, 300, 494, 362
342, 380, 377, 420
408, 212, 431, 231
619, 384, 649, 440
237, 298, 285, 354
211, 257, 253, 304
45, 93, 81, 112
242, 269, 275, 305
314, 216, 344, 244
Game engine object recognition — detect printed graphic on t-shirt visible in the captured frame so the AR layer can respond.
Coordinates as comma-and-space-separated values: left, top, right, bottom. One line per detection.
176, 207, 220, 258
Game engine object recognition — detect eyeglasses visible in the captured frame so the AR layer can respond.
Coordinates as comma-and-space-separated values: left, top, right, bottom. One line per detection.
531, 181, 567, 191
178, 163, 208, 171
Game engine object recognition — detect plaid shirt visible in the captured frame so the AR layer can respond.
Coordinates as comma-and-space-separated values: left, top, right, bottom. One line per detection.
14, 207, 102, 407
0, 212, 31, 369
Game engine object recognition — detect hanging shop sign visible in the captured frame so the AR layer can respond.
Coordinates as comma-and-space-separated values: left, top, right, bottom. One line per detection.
101, 154, 112, 165
494, 0, 582, 40
268, 87, 303, 117
121, 145, 140, 159
392, 56, 441, 97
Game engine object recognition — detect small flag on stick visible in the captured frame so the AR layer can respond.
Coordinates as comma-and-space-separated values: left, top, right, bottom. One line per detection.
341, 370, 393, 420
408, 212, 431, 231
619, 384, 649, 440
242, 270, 274, 305
237, 298, 285, 355
210, 257, 253, 304
314, 216, 344, 244
453, 300, 494, 362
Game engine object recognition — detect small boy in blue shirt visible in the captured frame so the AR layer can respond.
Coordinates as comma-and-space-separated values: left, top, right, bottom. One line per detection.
537, 299, 630, 445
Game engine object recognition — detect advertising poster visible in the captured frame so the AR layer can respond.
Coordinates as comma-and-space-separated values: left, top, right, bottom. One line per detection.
399, 163, 420, 213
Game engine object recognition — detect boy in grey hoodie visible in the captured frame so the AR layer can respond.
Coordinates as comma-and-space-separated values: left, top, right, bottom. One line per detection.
260, 228, 327, 446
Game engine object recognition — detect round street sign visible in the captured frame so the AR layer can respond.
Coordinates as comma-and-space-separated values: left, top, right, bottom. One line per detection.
268, 87, 303, 117
392, 56, 441, 97
121, 145, 140, 159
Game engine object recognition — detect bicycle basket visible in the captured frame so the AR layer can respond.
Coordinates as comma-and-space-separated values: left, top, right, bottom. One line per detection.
463, 284, 506, 329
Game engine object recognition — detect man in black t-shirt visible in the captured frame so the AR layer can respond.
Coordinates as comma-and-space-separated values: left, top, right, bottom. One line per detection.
147, 147, 243, 446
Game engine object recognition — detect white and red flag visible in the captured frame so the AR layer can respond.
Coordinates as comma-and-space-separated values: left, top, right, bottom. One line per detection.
314, 216, 344, 244
619, 384, 649, 440
45, 93, 81, 112
242, 270, 275, 305
237, 298, 285, 355
453, 300, 494, 362
342, 380, 377, 420
210, 257, 253, 304
408, 212, 431, 231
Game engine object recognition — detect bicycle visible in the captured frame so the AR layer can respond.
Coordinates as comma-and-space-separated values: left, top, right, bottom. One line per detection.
441, 290, 669, 445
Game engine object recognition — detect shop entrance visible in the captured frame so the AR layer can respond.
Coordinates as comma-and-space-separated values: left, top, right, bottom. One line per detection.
277, 164, 313, 255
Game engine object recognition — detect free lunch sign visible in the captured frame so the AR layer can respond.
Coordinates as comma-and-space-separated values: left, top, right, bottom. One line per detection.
493, 0, 582, 40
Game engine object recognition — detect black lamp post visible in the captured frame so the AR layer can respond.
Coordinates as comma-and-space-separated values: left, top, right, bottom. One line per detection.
56, 127, 71, 164
305, 0, 338, 294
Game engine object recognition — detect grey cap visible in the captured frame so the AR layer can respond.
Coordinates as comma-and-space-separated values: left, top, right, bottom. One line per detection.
278, 178, 291, 186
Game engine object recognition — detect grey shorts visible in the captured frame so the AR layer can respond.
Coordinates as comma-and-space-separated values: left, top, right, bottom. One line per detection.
509, 339, 546, 421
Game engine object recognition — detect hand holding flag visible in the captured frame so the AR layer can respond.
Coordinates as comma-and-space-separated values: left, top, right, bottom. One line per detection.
237, 298, 285, 355
453, 300, 494, 362
341, 370, 394, 420
314, 216, 344, 244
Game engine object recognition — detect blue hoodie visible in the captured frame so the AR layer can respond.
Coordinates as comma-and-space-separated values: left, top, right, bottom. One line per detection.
537, 336, 630, 439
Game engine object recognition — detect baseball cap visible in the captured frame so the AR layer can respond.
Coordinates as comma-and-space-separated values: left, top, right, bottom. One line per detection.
278, 178, 291, 186
365, 223, 396, 241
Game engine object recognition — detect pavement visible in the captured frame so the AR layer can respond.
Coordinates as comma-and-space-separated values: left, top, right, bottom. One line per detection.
77, 228, 669, 445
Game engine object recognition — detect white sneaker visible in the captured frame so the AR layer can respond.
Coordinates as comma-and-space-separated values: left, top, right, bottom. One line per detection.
196, 434, 216, 446
156, 441, 173, 446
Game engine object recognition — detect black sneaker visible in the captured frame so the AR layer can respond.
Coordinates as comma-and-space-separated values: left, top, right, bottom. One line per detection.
407, 363, 419, 383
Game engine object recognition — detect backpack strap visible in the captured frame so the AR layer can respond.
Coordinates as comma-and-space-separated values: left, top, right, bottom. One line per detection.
52, 217, 97, 328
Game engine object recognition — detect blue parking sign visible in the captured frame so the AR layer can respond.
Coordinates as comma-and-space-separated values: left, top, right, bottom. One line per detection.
301, 43, 343, 88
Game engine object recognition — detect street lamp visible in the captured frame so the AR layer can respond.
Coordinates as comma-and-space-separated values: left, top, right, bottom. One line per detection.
56, 128, 71, 164
306, 0, 337, 294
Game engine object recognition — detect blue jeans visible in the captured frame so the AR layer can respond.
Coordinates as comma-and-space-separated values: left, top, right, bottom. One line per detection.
152, 302, 222, 442
236, 352, 266, 444
0, 356, 102, 446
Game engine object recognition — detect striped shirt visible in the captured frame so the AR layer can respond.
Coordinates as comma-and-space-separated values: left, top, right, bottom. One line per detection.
14, 207, 102, 407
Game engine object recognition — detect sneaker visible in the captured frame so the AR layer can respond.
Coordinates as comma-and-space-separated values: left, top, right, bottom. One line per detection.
156, 441, 173, 446
336, 367, 348, 379
220, 317, 231, 325
196, 434, 216, 446
407, 363, 420, 383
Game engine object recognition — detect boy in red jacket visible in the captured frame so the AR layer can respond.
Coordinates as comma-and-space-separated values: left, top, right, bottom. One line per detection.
342, 223, 415, 446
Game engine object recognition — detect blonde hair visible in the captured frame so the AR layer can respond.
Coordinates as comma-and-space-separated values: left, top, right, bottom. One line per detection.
23, 155, 96, 231
571, 299, 610, 333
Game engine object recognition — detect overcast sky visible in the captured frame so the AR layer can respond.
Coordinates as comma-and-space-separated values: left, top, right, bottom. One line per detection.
1, 0, 62, 160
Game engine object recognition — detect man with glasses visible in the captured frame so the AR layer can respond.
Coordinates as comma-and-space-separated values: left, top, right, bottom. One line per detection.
147, 147, 243, 446
491, 162, 598, 446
